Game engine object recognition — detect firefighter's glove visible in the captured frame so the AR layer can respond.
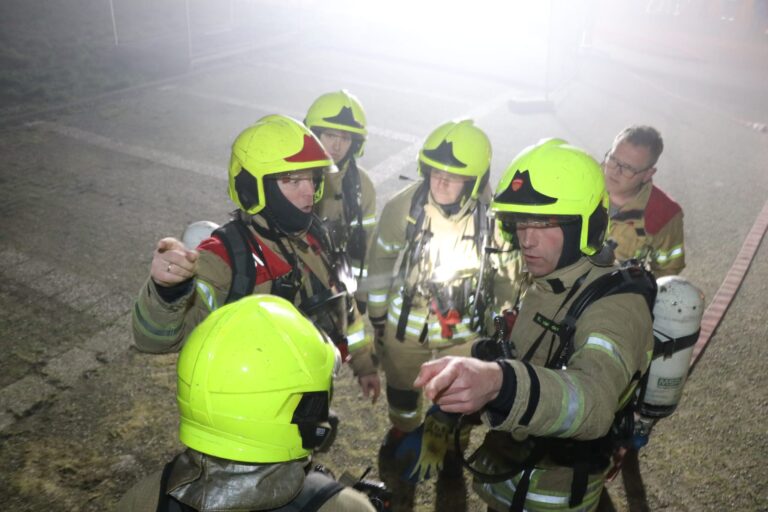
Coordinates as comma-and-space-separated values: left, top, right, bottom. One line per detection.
395, 405, 458, 483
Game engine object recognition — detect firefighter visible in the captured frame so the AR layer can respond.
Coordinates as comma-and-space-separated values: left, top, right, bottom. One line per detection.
414, 139, 655, 511
603, 125, 685, 277
118, 295, 376, 511
131, 114, 380, 402
601, 125, 686, 509
366, 120, 521, 505
305, 90, 376, 311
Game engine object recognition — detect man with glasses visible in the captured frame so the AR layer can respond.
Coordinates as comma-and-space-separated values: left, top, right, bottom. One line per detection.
603, 125, 685, 277
131, 115, 379, 402
366, 120, 521, 508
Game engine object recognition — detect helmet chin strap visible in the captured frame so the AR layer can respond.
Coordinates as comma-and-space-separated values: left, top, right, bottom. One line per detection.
263, 179, 312, 234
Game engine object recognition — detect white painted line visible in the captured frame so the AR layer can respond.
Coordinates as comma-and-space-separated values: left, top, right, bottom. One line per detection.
169, 87, 422, 144
252, 61, 472, 105
368, 126, 421, 145
370, 143, 419, 186
169, 88, 303, 118
0, 248, 120, 315
189, 31, 302, 68
28, 121, 222, 179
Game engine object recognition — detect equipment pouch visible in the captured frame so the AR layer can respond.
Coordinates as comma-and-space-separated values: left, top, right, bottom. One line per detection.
271, 268, 303, 303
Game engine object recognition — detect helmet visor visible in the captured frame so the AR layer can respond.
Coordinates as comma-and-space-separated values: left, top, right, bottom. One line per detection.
265, 167, 326, 187
497, 213, 580, 234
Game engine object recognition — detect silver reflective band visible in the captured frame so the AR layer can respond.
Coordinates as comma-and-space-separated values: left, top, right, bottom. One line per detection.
346, 328, 366, 347
195, 281, 218, 312
368, 292, 388, 305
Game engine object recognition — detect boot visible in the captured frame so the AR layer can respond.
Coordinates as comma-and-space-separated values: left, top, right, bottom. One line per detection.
435, 450, 468, 511
378, 427, 416, 512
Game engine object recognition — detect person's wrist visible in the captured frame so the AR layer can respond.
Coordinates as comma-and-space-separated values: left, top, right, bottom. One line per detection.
485, 360, 517, 420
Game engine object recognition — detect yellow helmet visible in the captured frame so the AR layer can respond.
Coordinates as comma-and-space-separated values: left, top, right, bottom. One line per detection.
418, 119, 492, 199
491, 138, 608, 256
227, 115, 334, 214
304, 90, 367, 157
177, 295, 339, 463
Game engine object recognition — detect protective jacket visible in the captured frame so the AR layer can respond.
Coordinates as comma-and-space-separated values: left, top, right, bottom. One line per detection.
116, 449, 375, 512
367, 181, 521, 430
608, 182, 685, 277
472, 257, 653, 512
132, 213, 376, 377
316, 160, 376, 286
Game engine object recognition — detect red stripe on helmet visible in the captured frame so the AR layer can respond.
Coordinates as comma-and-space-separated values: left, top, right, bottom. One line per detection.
285, 135, 329, 163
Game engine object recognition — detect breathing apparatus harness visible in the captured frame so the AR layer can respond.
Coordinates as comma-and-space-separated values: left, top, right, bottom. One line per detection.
460, 263, 658, 511
393, 181, 488, 342
212, 213, 352, 358
340, 157, 368, 271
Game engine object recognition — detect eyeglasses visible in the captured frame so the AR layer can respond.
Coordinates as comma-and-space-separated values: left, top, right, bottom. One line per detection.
430, 169, 473, 184
500, 215, 578, 231
270, 170, 321, 188
603, 151, 651, 177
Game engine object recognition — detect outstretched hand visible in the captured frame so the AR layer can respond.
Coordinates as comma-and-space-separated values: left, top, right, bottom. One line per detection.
413, 356, 503, 414
150, 237, 199, 287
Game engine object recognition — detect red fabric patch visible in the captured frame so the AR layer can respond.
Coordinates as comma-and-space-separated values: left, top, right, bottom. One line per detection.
305, 232, 323, 254
644, 185, 682, 235
285, 135, 329, 163
199, 234, 293, 285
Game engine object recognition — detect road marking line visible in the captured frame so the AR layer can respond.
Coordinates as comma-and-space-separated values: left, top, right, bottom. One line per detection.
251, 61, 472, 105
167, 87, 422, 144
28, 121, 222, 179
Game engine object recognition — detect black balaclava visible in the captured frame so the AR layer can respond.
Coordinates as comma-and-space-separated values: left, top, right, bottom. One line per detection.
556, 221, 583, 270
263, 179, 313, 233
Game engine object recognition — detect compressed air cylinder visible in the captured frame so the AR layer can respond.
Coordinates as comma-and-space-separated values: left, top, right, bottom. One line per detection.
639, 275, 704, 419
181, 220, 219, 250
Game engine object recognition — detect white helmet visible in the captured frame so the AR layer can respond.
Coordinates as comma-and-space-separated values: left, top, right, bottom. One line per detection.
182, 220, 219, 249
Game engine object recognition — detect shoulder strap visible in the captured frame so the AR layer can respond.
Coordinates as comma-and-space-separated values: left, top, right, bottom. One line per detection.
400, 180, 431, 278
550, 265, 657, 368
307, 214, 334, 254
275, 471, 345, 512
212, 220, 261, 305
342, 158, 364, 226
